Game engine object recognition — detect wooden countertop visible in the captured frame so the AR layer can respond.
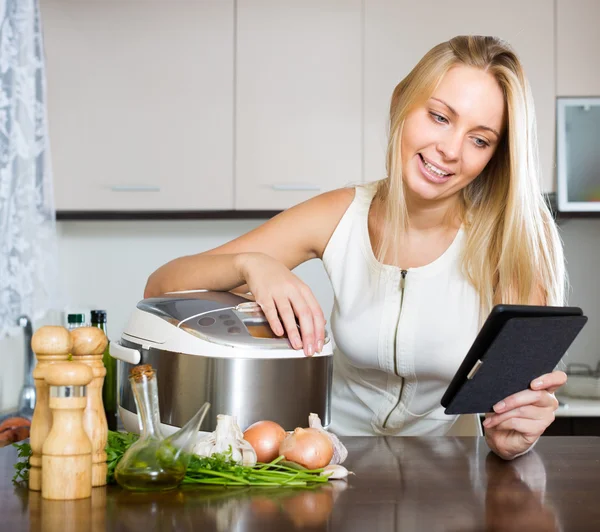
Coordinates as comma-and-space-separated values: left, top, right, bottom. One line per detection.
1, 436, 600, 531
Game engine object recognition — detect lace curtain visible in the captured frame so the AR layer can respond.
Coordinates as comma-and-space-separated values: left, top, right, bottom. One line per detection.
0, 0, 60, 338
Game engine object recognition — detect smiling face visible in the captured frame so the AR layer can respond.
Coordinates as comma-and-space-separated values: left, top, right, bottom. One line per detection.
400, 64, 506, 207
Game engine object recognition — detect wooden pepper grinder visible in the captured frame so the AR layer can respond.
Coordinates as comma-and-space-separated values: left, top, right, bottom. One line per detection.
42, 361, 94, 500
29, 326, 73, 491
70, 326, 109, 487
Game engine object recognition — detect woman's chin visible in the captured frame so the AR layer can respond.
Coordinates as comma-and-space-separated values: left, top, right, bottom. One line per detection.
404, 178, 450, 203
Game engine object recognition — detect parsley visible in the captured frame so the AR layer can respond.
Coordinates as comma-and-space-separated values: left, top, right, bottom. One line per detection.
12, 431, 330, 488
106, 430, 139, 484
11, 441, 32, 485
11, 431, 139, 486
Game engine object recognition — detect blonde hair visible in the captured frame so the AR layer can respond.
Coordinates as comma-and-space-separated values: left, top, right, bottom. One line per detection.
375, 35, 565, 318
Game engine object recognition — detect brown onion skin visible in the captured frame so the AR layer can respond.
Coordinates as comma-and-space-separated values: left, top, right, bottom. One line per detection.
243, 420, 287, 463
279, 427, 334, 469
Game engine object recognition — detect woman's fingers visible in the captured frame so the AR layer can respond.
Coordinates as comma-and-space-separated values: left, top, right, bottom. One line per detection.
260, 299, 285, 337
249, 266, 325, 356
290, 295, 316, 357
492, 389, 557, 415
530, 370, 568, 394
300, 285, 326, 353
274, 297, 304, 351
483, 404, 553, 429
486, 416, 549, 436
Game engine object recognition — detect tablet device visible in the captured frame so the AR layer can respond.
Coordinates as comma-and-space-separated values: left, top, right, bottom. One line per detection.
441, 304, 588, 415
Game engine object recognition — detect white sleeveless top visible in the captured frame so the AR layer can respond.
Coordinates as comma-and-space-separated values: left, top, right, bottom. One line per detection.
322, 183, 481, 436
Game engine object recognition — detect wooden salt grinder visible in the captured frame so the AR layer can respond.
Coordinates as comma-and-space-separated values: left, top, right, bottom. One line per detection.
70, 326, 109, 487
29, 326, 73, 491
42, 362, 94, 500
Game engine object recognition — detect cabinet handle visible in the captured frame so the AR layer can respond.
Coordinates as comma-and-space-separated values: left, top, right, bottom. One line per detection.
110, 185, 161, 192
270, 184, 321, 192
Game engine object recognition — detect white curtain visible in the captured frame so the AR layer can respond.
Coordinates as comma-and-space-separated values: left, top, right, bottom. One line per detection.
0, 0, 60, 338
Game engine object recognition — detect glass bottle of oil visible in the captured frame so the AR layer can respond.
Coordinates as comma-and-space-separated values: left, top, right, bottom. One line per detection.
90, 310, 117, 431
114, 364, 209, 491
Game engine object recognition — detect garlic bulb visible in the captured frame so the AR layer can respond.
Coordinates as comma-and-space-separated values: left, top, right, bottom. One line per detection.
320, 464, 352, 480
193, 414, 257, 466
308, 413, 348, 465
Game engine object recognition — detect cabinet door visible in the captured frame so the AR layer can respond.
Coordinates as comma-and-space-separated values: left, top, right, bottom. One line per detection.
557, 0, 600, 96
42, 0, 234, 212
235, 0, 362, 210
365, 0, 555, 193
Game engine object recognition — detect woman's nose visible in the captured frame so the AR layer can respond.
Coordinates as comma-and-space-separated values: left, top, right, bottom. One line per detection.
436, 133, 462, 161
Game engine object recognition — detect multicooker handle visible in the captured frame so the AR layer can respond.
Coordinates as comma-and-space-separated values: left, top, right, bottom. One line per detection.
109, 342, 141, 365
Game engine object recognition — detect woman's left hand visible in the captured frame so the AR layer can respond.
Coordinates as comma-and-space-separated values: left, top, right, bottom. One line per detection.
483, 370, 567, 460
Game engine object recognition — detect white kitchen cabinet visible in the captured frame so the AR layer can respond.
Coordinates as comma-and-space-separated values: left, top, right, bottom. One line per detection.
235, 0, 362, 210
42, 0, 234, 212
557, 0, 600, 97
364, 0, 556, 193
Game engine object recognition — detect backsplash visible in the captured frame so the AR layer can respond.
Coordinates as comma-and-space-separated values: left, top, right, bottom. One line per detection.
0, 216, 597, 411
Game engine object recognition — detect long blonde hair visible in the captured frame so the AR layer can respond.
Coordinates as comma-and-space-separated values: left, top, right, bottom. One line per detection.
375, 35, 565, 317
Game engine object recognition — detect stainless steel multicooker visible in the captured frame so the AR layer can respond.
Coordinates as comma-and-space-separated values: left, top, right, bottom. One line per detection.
110, 291, 333, 434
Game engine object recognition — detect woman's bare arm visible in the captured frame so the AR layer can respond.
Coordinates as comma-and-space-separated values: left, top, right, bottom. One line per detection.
144, 187, 354, 298
143, 187, 355, 356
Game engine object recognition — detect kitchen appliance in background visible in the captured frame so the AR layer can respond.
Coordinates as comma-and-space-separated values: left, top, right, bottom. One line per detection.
562, 362, 600, 399
15, 315, 36, 417
0, 315, 36, 445
110, 291, 333, 436
557, 97, 600, 213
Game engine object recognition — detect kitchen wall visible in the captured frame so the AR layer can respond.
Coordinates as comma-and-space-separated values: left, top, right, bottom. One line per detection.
50, 215, 600, 367
0, 219, 335, 411
2, 215, 598, 412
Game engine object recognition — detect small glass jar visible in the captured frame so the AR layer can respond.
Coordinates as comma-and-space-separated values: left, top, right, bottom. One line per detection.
67, 313, 86, 330
114, 365, 208, 491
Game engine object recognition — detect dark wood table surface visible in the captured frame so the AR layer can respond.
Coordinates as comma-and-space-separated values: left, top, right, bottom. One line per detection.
1, 436, 599, 531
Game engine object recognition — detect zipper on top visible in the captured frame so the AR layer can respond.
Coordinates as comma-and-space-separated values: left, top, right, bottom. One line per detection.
382, 269, 408, 429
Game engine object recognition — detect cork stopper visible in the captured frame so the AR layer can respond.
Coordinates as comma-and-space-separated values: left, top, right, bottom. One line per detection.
70, 327, 108, 356
45, 362, 94, 387
129, 364, 155, 383
31, 326, 73, 356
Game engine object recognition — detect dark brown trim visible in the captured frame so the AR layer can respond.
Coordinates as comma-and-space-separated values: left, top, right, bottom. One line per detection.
545, 193, 600, 220
56, 210, 282, 221
556, 211, 600, 219
55, 195, 599, 221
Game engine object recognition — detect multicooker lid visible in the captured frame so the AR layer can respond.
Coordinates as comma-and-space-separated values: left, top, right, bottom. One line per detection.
113, 290, 332, 360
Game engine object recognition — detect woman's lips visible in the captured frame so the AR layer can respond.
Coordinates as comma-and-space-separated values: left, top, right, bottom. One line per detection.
417, 154, 453, 184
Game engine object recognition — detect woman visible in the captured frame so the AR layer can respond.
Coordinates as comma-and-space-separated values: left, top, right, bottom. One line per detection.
145, 36, 567, 460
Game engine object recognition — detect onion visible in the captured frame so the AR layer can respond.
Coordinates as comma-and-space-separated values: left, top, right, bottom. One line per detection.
279, 427, 333, 469
243, 420, 287, 463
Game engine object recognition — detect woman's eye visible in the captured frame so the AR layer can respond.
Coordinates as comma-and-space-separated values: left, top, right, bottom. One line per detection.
473, 137, 489, 149
430, 112, 448, 124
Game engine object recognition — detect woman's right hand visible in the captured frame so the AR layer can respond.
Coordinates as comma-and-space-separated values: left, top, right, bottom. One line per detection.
236, 252, 326, 357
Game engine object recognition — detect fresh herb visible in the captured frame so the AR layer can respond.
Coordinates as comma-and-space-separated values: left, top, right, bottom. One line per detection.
106, 430, 139, 484
11, 441, 32, 485
11, 430, 138, 486
182, 452, 329, 487
12, 431, 331, 488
